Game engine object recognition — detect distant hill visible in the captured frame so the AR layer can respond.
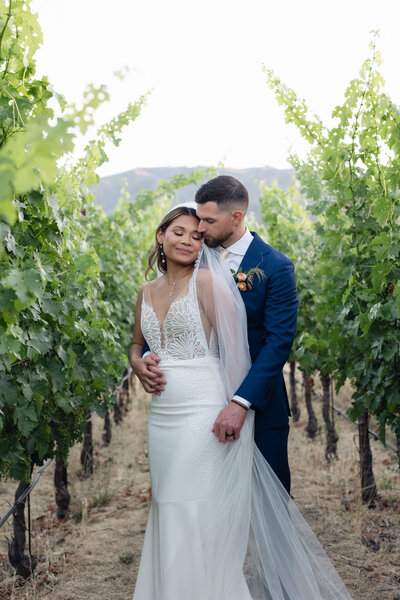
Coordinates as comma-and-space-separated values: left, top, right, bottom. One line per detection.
91, 165, 294, 218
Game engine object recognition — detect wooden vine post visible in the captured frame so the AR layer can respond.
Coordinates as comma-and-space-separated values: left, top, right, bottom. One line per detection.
54, 457, 71, 519
103, 410, 112, 445
321, 373, 338, 461
81, 411, 94, 474
7, 482, 37, 579
397, 434, 400, 470
358, 410, 378, 505
303, 372, 318, 439
289, 361, 300, 422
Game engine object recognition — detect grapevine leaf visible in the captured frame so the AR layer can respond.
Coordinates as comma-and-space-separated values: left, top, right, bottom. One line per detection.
3, 268, 43, 303
14, 404, 38, 438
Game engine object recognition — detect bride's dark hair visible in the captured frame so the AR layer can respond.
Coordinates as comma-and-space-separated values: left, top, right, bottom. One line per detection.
146, 206, 199, 280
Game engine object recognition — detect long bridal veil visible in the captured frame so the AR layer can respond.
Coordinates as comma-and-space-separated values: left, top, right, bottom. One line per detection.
186, 244, 353, 600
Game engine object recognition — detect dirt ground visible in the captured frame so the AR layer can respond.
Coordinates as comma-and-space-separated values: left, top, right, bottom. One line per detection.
0, 373, 399, 600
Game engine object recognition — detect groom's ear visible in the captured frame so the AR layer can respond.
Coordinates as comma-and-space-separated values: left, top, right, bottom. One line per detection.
231, 210, 244, 225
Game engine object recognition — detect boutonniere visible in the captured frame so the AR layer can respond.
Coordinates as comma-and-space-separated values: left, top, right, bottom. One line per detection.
231, 267, 265, 292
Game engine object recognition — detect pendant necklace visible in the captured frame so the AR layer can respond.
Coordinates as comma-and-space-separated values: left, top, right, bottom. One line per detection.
166, 273, 189, 297
167, 281, 176, 297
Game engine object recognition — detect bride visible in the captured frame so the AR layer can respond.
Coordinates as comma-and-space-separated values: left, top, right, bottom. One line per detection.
129, 203, 352, 600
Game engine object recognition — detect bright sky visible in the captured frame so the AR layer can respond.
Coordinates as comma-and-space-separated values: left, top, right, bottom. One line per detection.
31, 0, 400, 177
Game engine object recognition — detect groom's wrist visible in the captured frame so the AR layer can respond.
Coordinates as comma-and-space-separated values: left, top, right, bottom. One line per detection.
232, 395, 252, 409
231, 396, 251, 411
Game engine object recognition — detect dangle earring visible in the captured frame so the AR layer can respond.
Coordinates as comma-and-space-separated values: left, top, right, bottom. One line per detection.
159, 244, 166, 267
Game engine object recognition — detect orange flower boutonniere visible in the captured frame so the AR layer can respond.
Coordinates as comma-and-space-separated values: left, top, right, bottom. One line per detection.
231, 267, 265, 292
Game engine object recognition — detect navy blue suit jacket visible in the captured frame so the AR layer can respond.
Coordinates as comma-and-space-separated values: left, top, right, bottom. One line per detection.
235, 232, 299, 430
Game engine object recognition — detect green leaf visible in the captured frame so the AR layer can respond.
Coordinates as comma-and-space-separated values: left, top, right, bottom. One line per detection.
373, 196, 392, 226
393, 282, 400, 317
3, 268, 43, 303
0, 335, 21, 359
371, 263, 391, 291
14, 404, 38, 437
0, 373, 18, 403
27, 329, 52, 357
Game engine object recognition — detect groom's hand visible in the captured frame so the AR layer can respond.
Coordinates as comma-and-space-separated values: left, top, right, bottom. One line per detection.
131, 353, 166, 395
212, 402, 247, 443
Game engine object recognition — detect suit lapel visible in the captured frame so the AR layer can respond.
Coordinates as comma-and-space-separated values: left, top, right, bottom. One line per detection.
238, 232, 268, 273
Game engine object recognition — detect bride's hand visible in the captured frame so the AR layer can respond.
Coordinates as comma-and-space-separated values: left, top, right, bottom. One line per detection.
131, 353, 166, 395
212, 402, 247, 443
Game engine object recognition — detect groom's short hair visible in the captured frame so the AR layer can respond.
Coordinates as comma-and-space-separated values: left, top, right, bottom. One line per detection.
195, 176, 249, 214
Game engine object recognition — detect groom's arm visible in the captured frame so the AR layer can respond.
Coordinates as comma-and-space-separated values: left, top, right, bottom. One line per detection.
212, 259, 298, 441
234, 259, 298, 409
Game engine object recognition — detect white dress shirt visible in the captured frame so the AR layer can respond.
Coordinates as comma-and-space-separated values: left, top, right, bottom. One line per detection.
220, 227, 254, 410
219, 226, 254, 273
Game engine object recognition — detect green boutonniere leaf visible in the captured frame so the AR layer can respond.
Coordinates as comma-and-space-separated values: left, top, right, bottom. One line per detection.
232, 267, 265, 291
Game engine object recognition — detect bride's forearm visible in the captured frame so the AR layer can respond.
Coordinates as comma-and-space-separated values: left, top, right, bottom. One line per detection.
129, 342, 144, 367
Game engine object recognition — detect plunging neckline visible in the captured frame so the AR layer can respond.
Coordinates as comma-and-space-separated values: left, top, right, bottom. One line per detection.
142, 291, 190, 331
143, 272, 194, 330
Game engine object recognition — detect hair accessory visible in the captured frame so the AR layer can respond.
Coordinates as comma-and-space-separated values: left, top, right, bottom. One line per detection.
163, 201, 197, 218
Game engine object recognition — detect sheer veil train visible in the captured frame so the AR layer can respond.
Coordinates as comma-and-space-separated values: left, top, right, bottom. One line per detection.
189, 244, 352, 600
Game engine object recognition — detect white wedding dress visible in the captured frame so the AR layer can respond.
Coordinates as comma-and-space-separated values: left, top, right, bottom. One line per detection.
133, 247, 353, 600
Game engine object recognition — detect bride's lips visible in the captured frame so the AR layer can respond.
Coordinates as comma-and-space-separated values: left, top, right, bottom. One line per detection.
176, 248, 192, 254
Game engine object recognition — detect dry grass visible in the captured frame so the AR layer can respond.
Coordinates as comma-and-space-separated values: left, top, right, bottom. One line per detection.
288, 370, 400, 600
0, 374, 399, 600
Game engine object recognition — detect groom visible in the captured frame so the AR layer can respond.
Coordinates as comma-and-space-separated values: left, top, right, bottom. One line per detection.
195, 176, 298, 493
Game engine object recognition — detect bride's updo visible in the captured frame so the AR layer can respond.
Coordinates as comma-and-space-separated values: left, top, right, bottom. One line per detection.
146, 205, 199, 279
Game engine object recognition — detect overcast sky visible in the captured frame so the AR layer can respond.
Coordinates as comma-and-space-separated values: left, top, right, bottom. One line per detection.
31, 0, 400, 177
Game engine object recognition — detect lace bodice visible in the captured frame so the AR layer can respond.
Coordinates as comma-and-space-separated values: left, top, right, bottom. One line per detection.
141, 275, 219, 361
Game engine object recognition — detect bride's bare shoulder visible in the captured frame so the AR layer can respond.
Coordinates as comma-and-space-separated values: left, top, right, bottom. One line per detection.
137, 278, 157, 299
139, 277, 165, 301
195, 268, 214, 299
196, 268, 213, 285
147, 277, 165, 292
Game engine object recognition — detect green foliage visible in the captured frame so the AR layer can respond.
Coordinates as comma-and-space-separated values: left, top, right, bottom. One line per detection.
0, 0, 218, 481
0, 0, 55, 224
265, 34, 400, 442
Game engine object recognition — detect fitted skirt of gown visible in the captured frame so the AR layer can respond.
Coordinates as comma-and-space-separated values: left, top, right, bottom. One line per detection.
133, 357, 354, 600
133, 356, 253, 600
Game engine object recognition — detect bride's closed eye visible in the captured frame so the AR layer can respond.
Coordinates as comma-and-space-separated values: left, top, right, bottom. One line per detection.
174, 232, 202, 241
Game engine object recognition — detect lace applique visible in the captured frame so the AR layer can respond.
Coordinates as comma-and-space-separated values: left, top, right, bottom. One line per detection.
141, 276, 219, 361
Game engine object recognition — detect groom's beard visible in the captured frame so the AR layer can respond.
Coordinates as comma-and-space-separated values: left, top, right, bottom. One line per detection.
204, 230, 234, 249
204, 237, 221, 248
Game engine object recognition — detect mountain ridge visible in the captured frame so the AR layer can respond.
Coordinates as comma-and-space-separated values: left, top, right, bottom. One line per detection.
91, 165, 294, 217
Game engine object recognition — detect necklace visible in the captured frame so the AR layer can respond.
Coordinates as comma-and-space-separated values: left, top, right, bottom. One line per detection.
167, 281, 177, 297
166, 272, 190, 297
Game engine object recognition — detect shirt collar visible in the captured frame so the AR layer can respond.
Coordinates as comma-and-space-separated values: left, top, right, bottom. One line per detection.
221, 227, 254, 256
